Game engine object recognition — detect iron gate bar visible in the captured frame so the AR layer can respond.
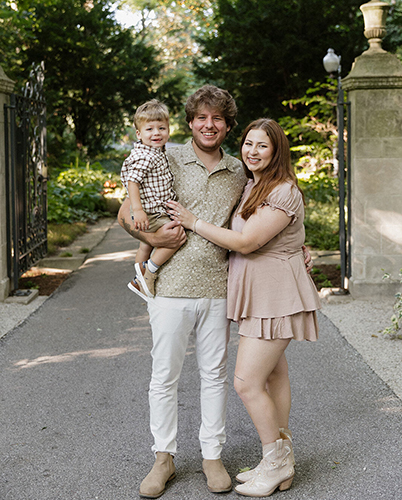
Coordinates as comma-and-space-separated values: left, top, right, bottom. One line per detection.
4, 98, 14, 285
337, 80, 347, 290
5, 94, 20, 291
347, 101, 352, 280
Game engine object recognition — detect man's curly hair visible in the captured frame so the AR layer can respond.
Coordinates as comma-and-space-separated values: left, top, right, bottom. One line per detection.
185, 85, 238, 132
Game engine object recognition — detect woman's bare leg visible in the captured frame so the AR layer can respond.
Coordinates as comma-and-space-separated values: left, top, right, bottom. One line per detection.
266, 353, 291, 429
234, 337, 290, 446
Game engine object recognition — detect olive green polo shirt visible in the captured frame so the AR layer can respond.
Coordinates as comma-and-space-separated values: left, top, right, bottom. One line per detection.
155, 141, 247, 299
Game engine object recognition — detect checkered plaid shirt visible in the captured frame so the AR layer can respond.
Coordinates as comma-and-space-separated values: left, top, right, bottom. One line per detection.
121, 141, 176, 214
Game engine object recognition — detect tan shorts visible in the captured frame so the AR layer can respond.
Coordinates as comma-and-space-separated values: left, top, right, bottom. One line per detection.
130, 207, 171, 232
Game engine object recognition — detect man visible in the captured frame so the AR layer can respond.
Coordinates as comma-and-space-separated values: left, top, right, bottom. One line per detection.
119, 86, 312, 498
119, 85, 247, 497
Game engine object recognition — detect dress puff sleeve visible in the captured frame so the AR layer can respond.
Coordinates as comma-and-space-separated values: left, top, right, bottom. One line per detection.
260, 182, 303, 225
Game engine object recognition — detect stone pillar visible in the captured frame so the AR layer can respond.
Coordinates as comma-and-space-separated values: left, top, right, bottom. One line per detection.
0, 66, 15, 301
342, 1, 402, 298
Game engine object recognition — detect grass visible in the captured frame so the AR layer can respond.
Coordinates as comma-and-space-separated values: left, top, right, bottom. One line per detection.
60, 251, 73, 257
47, 222, 87, 255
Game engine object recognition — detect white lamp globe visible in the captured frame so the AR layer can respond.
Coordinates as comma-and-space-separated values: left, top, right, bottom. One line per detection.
323, 48, 340, 74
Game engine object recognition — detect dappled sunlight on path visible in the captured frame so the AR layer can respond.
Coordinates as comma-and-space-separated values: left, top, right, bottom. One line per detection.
13, 346, 138, 370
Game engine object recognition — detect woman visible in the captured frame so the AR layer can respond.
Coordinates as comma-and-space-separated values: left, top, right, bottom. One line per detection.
168, 118, 320, 497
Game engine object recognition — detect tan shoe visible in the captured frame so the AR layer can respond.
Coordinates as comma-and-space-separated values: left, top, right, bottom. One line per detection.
202, 458, 232, 493
235, 429, 295, 484
127, 277, 150, 302
235, 439, 294, 497
135, 262, 157, 297
139, 452, 175, 498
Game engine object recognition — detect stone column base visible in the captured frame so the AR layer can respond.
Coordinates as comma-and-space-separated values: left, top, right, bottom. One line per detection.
349, 279, 399, 300
0, 277, 10, 302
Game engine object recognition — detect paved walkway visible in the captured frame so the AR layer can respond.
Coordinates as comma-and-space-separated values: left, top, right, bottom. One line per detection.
1, 221, 401, 500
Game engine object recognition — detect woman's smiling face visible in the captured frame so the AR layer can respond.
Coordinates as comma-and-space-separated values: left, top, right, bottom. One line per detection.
241, 128, 275, 181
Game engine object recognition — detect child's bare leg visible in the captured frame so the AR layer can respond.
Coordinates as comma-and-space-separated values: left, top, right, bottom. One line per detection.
150, 246, 178, 267
133, 246, 179, 298
136, 241, 153, 265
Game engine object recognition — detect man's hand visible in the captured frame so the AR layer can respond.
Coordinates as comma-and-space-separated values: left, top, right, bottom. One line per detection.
147, 220, 187, 249
118, 197, 186, 248
302, 245, 314, 274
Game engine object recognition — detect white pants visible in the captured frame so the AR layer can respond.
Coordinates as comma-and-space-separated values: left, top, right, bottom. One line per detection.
147, 297, 230, 459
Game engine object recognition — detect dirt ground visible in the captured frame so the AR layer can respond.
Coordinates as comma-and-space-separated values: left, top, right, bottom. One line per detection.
19, 269, 71, 296
311, 264, 342, 289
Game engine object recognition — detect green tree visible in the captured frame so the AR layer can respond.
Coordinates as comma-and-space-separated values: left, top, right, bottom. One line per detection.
195, 0, 367, 148
279, 80, 338, 172
1, 0, 179, 159
117, 0, 214, 141
384, 0, 402, 59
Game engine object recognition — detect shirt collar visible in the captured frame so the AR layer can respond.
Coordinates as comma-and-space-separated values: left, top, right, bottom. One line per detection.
181, 140, 237, 173
136, 140, 165, 154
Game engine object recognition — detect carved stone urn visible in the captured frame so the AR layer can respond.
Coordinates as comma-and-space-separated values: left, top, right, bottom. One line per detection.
360, 0, 391, 53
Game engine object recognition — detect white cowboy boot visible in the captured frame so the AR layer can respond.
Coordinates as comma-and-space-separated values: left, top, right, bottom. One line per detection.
235, 438, 294, 497
236, 429, 294, 484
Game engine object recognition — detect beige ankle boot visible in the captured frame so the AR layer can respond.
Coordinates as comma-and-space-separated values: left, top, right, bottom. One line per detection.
235, 438, 294, 497
280, 428, 295, 467
202, 458, 232, 493
236, 429, 295, 483
139, 452, 175, 498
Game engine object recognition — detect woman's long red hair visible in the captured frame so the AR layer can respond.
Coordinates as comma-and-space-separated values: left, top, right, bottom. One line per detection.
240, 118, 304, 220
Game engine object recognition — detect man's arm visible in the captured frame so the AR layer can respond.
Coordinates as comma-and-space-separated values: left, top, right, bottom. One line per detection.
118, 197, 187, 248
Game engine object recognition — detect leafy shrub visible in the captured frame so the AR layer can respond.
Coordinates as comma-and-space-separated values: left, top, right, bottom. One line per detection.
382, 270, 402, 339
298, 169, 340, 250
280, 80, 338, 173
47, 159, 121, 224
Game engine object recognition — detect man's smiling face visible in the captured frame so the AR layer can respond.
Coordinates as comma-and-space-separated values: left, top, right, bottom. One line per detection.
189, 106, 230, 153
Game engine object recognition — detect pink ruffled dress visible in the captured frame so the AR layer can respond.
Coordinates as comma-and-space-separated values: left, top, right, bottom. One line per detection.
227, 180, 321, 341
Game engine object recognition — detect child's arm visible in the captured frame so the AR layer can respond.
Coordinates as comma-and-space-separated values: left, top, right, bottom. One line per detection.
127, 181, 149, 231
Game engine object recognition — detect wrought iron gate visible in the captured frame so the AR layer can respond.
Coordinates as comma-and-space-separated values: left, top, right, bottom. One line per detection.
4, 62, 48, 292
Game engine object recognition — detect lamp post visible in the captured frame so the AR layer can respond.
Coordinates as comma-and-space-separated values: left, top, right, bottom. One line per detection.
323, 48, 348, 292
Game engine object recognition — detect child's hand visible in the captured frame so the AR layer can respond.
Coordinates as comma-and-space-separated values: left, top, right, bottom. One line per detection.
132, 209, 149, 231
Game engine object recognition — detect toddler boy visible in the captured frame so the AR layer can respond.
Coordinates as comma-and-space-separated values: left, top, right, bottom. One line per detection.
121, 99, 182, 301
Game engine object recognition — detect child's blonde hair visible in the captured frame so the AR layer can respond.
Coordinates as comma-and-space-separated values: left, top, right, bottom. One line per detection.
134, 99, 169, 129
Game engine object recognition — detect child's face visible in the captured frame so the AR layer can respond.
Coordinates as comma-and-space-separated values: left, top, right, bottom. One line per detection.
136, 120, 169, 148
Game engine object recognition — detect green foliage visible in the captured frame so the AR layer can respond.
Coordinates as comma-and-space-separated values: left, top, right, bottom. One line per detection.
298, 170, 338, 204
280, 80, 338, 171
298, 170, 339, 250
195, 0, 366, 149
383, 0, 402, 60
93, 148, 130, 174
304, 202, 339, 250
2, 0, 178, 159
382, 270, 402, 340
47, 159, 121, 223
311, 267, 333, 289
60, 251, 73, 258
